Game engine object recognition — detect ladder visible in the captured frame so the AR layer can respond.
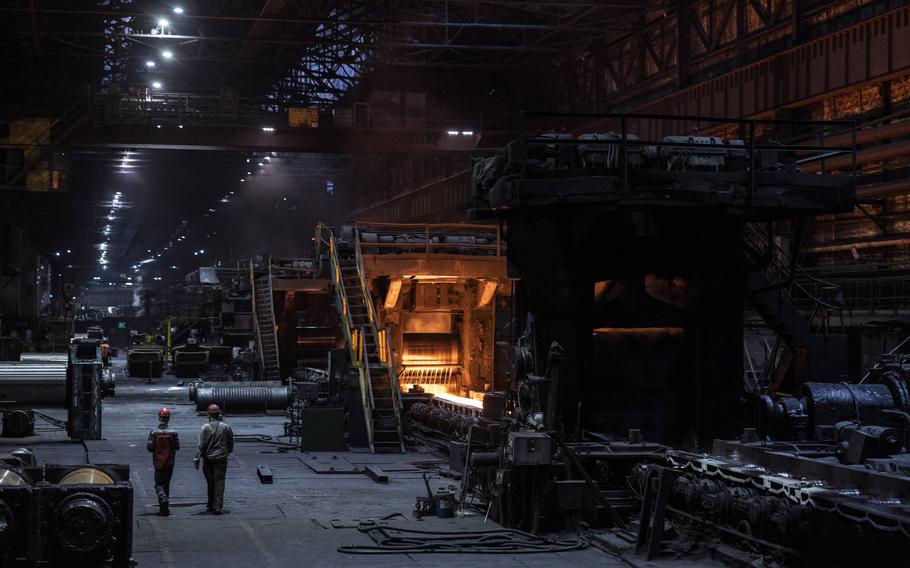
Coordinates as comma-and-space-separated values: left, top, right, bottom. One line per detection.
251, 261, 281, 380
317, 224, 405, 453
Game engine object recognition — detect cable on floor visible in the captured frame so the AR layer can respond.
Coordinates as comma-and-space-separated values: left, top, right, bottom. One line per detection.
337, 525, 589, 554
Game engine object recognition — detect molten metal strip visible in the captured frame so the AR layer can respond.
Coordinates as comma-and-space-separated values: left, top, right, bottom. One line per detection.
400, 365, 459, 384
592, 327, 685, 336
435, 392, 483, 410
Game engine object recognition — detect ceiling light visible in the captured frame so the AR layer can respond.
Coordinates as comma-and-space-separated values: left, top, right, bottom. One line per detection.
257, 162, 263, 166
152, 81, 162, 89
246, 171, 251, 175
173, 7, 184, 14
178, 124, 184, 129
264, 156, 271, 161
146, 60, 156, 68
461, 131, 474, 136
162, 50, 174, 59
261, 126, 275, 133
156, 125, 162, 129
240, 178, 245, 182
246, 158, 250, 163
447, 130, 459, 136
93, 276, 101, 281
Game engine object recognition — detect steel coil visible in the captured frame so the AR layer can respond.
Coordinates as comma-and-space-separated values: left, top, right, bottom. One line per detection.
0, 362, 68, 407
194, 386, 291, 412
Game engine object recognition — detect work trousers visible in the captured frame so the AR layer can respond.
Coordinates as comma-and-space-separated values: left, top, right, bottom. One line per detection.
154, 467, 173, 505
202, 459, 228, 512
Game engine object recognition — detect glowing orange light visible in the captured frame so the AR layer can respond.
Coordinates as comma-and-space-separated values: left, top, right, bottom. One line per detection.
592, 327, 685, 336
435, 392, 483, 409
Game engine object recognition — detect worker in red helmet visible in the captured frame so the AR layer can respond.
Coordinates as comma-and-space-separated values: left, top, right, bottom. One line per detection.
146, 407, 180, 516
99, 339, 111, 367
193, 403, 233, 514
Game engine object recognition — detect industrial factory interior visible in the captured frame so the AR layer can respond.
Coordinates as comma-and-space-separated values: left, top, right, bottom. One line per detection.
2, 1, 910, 566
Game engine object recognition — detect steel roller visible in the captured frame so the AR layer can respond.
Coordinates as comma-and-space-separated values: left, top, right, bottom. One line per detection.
188, 381, 284, 402
0, 362, 68, 407
194, 386, 291, 412
20, 353, 69, 363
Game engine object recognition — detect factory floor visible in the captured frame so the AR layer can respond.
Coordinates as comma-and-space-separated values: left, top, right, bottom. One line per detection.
0, 357, 695, 567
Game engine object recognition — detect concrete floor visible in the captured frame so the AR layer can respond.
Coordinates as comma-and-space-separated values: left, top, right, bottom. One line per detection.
0, 358, 641, 567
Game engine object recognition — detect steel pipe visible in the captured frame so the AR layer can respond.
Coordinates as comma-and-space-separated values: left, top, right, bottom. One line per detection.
20, 353, 69, 363
194, 386, 291, 412
0, 362, 68, 407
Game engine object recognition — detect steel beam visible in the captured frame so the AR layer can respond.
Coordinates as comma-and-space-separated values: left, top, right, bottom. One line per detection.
63, 124, 480, 155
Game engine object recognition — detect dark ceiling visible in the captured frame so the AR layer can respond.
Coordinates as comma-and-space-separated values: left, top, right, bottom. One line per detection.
0, 0, 665, 287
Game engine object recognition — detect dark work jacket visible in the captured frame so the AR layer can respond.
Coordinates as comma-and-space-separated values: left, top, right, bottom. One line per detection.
147, 425, 180, 470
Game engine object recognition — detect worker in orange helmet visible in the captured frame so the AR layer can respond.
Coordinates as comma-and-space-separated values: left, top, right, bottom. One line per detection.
193, 404, 233, 514
146, 407, 180, 516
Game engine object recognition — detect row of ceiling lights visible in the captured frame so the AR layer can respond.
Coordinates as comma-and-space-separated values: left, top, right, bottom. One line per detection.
146, 8, 185, 91
133, 152, 271, 274
97, 190, 124, 271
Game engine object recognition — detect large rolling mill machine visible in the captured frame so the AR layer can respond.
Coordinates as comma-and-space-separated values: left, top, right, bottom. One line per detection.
399, 113, 910, 565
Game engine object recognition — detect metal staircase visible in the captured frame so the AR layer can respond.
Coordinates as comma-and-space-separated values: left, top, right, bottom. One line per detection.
316, 224, 405, 453
744, 223, 847, 389
251, 261, 281, 381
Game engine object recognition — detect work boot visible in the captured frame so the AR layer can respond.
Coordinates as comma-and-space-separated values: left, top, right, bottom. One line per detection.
159, 502, 169, 517
211, 509, 222, 515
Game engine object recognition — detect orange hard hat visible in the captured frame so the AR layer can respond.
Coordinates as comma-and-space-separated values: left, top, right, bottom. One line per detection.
158, 408, 170, 419
206, 404, 221, 415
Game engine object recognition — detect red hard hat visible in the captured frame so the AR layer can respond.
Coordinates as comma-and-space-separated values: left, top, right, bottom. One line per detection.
158, 408, 170, 419
207, 404, 221, 415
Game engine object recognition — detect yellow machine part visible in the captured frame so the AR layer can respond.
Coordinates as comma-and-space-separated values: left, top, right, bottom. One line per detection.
58, 468, 114, 485
0, 468, 28, 486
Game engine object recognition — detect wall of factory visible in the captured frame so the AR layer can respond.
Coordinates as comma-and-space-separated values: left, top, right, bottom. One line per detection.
0, 215, 49, 335
333, 156, 472, 224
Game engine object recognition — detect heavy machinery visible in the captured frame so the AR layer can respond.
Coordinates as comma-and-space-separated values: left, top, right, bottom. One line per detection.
0, 450, 133, 567
0, 340, 103, 440
432, 114, 910, 564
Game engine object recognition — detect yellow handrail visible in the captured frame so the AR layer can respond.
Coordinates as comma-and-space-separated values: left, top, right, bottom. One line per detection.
248, 260, 266, 375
